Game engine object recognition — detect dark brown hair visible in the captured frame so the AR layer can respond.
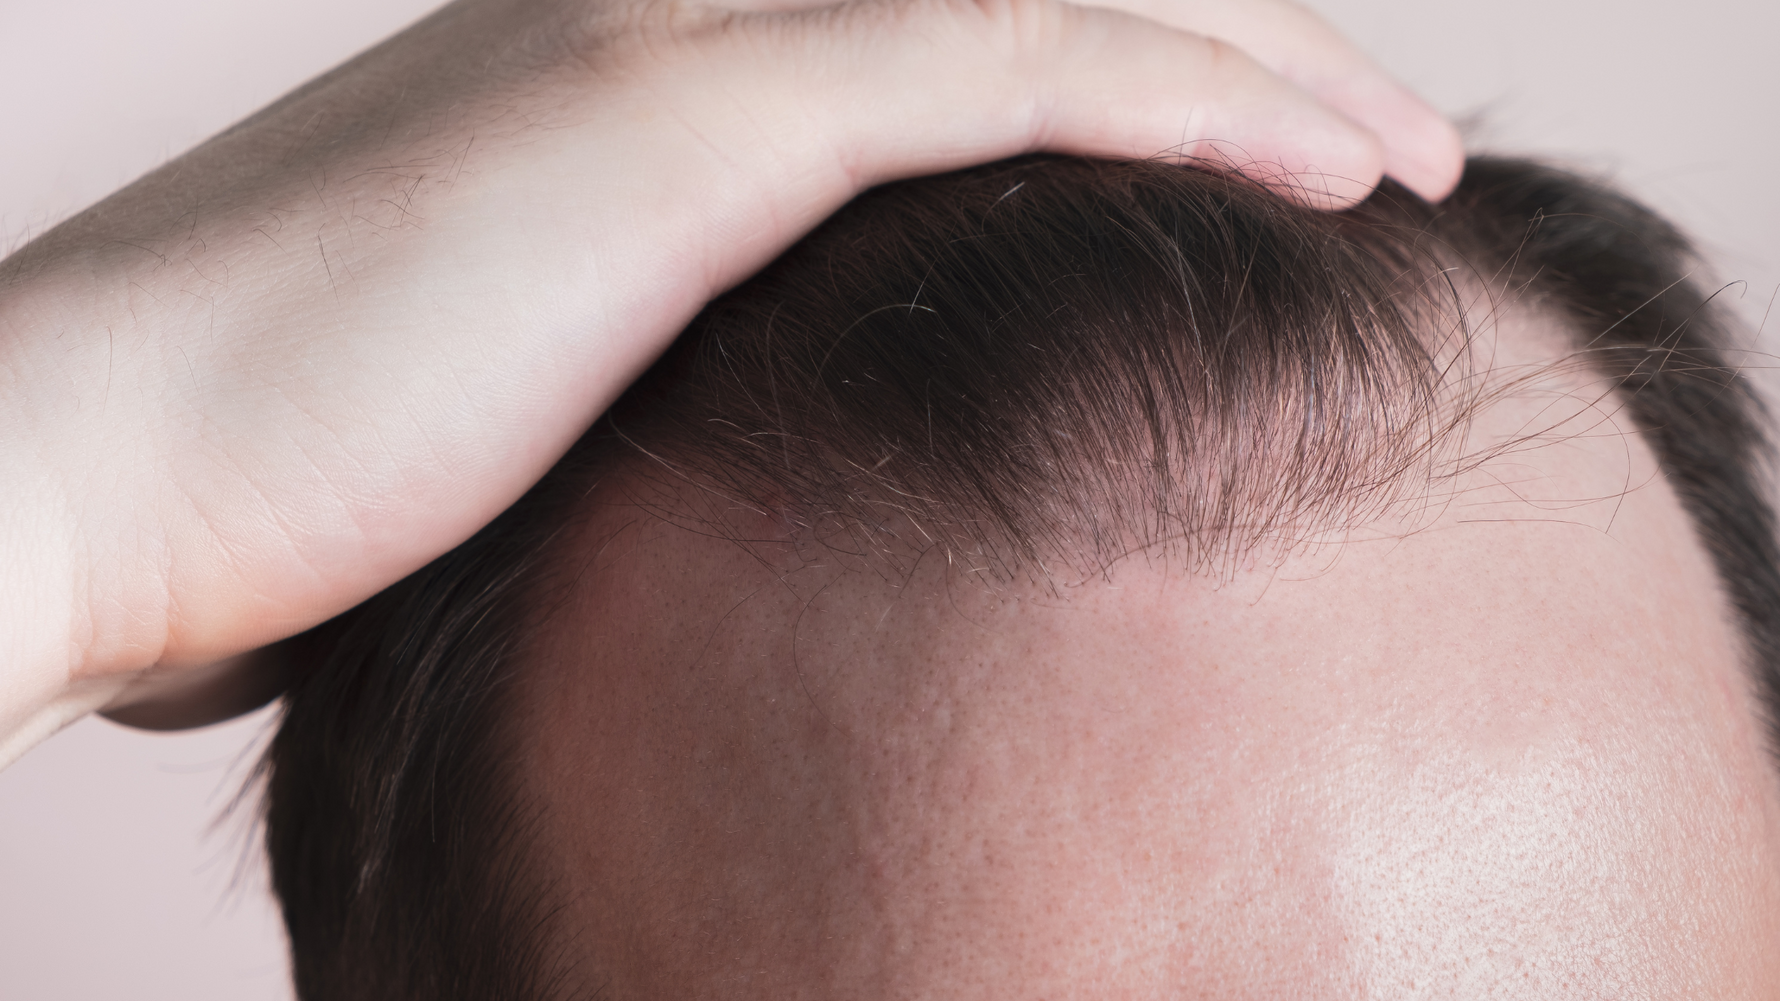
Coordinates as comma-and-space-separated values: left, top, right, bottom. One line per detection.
262, 156, 1780, 1000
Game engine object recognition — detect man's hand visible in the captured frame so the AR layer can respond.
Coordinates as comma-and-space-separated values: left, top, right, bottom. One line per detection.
0, 0, 1460, 762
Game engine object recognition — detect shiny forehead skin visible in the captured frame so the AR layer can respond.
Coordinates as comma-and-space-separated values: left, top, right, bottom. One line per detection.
513, 313, 1780, 999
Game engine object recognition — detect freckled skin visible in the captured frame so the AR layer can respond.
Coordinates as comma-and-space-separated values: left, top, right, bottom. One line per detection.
515, 332, 1780, 999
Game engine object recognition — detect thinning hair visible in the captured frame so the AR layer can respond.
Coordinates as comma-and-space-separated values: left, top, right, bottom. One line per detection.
261, 156, 1780, 1000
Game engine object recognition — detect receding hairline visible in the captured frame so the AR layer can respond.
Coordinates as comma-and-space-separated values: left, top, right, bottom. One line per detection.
570, 158, 1565, 587
535, 276, 1664, 613
260, 156, 1780, 1001
510, 283, 1775, 999
544, 161, 1640, 600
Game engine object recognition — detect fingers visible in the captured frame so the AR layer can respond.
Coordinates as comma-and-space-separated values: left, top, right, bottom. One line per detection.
679, 0, 1389, 217
705, 0, 1459, 203
1059, 0, 1464, 200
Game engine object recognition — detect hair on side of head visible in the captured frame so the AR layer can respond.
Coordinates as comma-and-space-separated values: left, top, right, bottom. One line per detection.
260, 156, 1780, 1001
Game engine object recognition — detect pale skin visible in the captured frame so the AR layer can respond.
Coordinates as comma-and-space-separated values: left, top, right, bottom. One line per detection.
0, 0, 1461, 764
519, 310, 1780, 998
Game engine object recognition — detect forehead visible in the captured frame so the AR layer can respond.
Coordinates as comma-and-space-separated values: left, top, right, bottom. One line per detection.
514, 327, 1780, 996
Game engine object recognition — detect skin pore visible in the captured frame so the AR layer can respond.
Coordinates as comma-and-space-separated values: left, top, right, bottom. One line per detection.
516, 306, 1780, 999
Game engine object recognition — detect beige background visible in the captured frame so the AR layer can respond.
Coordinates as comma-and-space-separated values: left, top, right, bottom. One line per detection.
0, 1, 1774, 998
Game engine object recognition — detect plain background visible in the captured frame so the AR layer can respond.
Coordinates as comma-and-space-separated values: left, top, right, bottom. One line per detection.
1, 1, 1775, 998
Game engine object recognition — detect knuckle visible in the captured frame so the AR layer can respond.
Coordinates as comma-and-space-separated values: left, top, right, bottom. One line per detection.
515, 0, 738, 78
958, 0, 1068, 48
844, 0, 1068, 51
1190, 32, 1261, 88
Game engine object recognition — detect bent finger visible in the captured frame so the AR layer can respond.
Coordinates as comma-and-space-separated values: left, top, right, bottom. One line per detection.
1069, 0, 1463, 200
702, 0, 1388, 207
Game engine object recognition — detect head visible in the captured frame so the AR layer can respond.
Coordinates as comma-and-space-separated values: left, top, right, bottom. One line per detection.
263, 157, 1780, 999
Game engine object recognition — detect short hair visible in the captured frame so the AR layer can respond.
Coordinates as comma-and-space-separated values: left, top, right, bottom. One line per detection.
260, 156, 1780, 1000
